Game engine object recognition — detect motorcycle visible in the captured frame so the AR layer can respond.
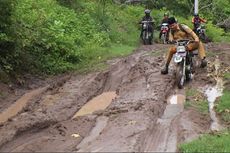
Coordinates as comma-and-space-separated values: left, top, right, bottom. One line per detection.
173, 39, 197, 89
160, 23, 169, 44
196, 24, 209, 43
141, 20, 154, 45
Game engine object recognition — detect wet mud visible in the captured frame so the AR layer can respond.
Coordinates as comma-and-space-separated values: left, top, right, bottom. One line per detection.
0, 43, 229, 152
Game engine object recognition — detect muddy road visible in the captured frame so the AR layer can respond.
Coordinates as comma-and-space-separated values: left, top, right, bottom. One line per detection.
0, 43, 229, 152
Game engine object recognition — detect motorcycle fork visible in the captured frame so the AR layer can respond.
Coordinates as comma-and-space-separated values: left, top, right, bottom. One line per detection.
182, 57, 186, 81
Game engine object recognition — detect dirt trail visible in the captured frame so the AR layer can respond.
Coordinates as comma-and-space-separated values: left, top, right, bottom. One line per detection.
0, 43, 229, 152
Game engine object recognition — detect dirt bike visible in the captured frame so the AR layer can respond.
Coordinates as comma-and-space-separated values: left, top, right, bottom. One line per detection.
173, 39, 197, 89
160, 23, 169, 44
141, 21, 154, 45
196, 24, 209, 43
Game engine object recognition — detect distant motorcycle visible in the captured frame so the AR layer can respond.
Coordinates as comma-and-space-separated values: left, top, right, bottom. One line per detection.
173, 39, 197, 89
160, 23, 169, 44
196, 24, 209, 43
140, 21, 154, 45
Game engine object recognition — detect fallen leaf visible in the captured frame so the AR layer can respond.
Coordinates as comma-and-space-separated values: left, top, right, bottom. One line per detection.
71, 133, 81, 138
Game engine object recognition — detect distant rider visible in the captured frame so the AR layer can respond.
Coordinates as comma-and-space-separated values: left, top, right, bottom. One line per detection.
192, 13, 207, 33
139, 9, 154, 38
161, 17, 207, 75
159, 12, 169, 40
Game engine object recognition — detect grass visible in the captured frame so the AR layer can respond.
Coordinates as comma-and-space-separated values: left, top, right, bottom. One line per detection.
185, 100, 209, 115
75, 43, 136, 73
224, 73, 230, 79
106, 44, 136, 58
185, 88, 209, 115
181, 78, 230, 152
180, 130, 230, 152
216, 90, 230, 123
186, 88, 199, 97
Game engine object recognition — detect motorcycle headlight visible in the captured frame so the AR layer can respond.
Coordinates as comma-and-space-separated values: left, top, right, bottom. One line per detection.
174, 54, 183, 63
143, 24, 147, 29
177, 46, 186, 53
201, 29, 205, 32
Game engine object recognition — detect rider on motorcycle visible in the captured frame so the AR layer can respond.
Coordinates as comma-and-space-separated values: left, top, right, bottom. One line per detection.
192, 13, 207, 33
161, 17, 207, 75
159, 12, 169, 40
139, 9, 154, 38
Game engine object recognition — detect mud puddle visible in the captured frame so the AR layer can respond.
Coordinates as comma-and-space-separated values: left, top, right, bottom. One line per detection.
72, 92, 117, 118
205, 57, 224, 131
0, 86, 48, 124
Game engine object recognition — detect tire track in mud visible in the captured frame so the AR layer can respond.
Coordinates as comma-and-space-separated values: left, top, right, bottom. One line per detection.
75, 45, 176, 152
0, 44, 212, 152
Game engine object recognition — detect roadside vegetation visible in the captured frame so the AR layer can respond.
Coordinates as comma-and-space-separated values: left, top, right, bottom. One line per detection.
1, 0, 230, 81
0, 0, 143, 79
180, 130, 230, 152
182, 87, 230, 152
216, 73, 230, 124
181, 65, 230, 152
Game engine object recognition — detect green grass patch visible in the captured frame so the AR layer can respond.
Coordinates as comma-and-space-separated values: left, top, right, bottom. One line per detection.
106, 44, 136, 58
224, 73, 230, 79
186, 88, 199, 97
180, 130, 230, 152
185, 100, 209, 115
185, 88, 209, 115
75, 44, 136, 73
216, 90, 230, 123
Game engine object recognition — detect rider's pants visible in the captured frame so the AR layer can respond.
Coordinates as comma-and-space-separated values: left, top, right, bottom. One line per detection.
165, 41, 206, 65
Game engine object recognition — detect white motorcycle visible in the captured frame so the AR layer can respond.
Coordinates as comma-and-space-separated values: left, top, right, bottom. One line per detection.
173, 39, 197, 89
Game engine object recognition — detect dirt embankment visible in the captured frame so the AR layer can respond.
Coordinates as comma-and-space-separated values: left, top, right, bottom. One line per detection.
0, 43, 229, 152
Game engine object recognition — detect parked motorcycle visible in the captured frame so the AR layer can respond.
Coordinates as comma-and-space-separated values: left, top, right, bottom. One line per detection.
141, 21, 154, 45
173, 39, 197, 89
160, 23, 169, 44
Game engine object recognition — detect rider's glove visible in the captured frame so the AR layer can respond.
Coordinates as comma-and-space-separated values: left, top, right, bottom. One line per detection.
168, 40, 176, 44
185, 46, 190, 51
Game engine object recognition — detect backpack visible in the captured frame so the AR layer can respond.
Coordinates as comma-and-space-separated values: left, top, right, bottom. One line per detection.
171, 24, 188, 36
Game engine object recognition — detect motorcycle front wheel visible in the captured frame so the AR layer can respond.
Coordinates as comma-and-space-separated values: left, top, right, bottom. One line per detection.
142, 31, 148, 45
161, 34, 166, 44
175, 63, 184, 89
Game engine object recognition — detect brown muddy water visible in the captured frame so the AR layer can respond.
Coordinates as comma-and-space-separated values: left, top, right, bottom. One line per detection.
0, 86, 48, 124
72, 92, 117, 118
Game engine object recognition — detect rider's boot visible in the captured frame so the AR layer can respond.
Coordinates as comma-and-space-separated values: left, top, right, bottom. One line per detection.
201, 58, 207, 68
161, 64, 169, 74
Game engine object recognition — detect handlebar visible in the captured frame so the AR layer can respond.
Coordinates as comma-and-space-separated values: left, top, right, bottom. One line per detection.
170, 39, 196, 45
141, 21, 154, 24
